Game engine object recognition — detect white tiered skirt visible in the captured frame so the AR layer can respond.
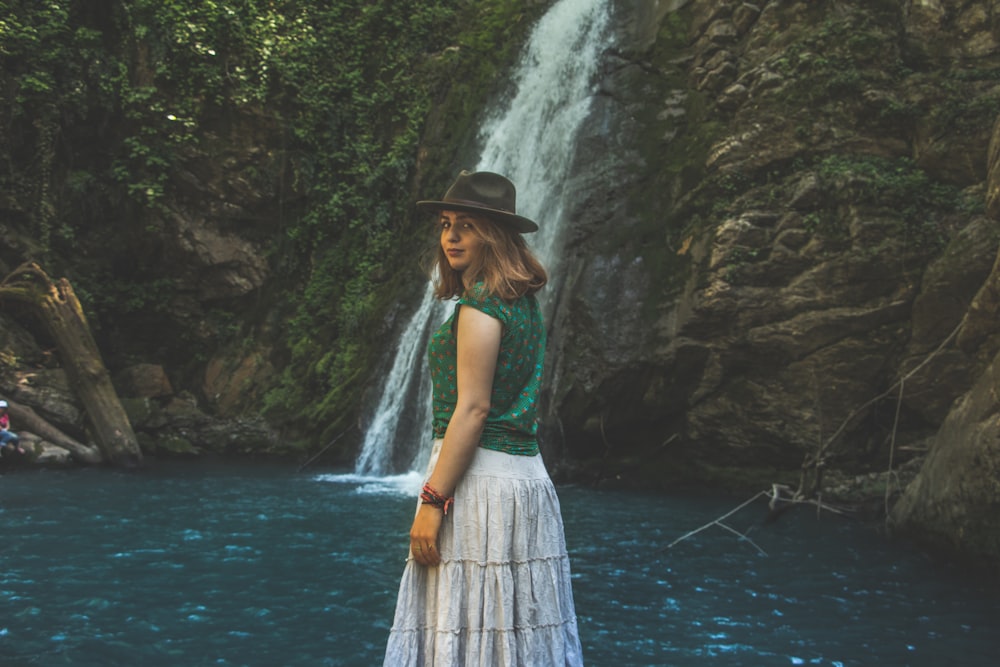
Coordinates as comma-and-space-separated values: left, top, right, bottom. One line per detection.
383, 441, 584, 666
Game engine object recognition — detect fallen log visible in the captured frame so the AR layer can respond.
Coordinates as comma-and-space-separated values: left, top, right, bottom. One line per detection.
0, 262, 142, 467
7, 400, 102, 464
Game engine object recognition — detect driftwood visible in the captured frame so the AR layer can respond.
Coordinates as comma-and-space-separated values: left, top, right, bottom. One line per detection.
665, 485, 853, 555
665, 490, 771, 556
6, 400, 102, 463
0, 262, 141, 467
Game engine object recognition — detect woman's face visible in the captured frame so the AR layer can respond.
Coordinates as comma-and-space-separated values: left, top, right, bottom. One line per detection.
439, 210, 485, 277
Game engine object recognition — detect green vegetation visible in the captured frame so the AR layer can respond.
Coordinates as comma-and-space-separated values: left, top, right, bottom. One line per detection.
762, 2, 999, 143
814, 154, 968, 249
768, 9, 897, 104
1, 0, 545, 446
928, 77, 1000, 134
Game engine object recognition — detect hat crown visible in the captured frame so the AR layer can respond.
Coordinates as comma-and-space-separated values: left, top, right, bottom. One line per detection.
442, 171, 516, 214
416, 170, 538, 233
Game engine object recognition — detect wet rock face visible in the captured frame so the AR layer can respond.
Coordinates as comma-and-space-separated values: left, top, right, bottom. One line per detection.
988, 116, 1000, 219
891, 238, 1000, 570
528, 0, 1000, 569
544, 0, 1000, 529
890, 343, 1000, 573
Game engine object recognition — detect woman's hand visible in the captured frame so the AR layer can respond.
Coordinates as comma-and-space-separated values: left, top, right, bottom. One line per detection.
409, 503, 445, 566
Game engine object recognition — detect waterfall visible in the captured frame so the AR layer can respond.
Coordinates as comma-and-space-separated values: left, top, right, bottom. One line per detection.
355, 0, 611, 476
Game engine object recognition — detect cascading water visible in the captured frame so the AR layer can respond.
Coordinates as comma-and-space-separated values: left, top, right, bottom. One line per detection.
355, 0, 611, 477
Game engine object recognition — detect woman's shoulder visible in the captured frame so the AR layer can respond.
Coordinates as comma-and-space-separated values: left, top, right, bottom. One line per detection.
459, 283, 537, 322
460, 283, 504, 316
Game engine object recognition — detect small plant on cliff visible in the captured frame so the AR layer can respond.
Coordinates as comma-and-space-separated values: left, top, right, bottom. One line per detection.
815, 154, 961, 251
722, 246, 764, 285
769, 7, 901, 107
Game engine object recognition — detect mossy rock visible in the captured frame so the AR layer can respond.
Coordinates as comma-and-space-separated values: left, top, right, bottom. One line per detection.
153, 435, 199, 457
120, 397, 156, 429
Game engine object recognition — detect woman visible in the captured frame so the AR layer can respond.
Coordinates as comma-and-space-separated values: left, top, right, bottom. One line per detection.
383, 171, 584, 666
0, 399, 24, 456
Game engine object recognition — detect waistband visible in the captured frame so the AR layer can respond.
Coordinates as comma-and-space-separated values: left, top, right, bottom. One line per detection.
427, 439, 549, 481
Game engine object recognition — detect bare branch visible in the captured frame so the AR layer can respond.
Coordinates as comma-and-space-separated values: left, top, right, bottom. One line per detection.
664, 490, 768, 552
884, 378, 906, 529
715, 521, 769, 556
665, 485, 854, 555
767, 484, 853, 517
807, 319, 962, 469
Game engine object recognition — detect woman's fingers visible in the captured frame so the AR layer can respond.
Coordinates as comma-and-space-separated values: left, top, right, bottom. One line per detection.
410, 504, 444, 566
411, 541, 440, 566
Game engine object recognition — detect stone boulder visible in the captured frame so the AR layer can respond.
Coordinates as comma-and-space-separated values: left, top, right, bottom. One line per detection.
122, 393, 281, 458
890, 346, 1000, 573
203, 345, 277, 417
27, 438, 75, 466
114, 363, 174, 399
168, 207, 270, 301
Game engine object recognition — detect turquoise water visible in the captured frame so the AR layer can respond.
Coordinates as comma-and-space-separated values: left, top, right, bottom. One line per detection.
1, 462, 997, 666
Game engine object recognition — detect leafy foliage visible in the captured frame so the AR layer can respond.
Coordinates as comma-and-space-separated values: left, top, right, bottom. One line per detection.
816, 155, 965, 220
1, 0, 543, 446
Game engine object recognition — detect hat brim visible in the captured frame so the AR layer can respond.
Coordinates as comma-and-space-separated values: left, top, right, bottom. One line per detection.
416, 200, 538, 233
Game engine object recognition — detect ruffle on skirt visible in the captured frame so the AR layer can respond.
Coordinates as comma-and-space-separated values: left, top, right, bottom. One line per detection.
384, 442, 584, 667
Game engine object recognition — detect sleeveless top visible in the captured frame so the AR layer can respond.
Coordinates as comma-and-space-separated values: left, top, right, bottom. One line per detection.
428, 283, 545, 456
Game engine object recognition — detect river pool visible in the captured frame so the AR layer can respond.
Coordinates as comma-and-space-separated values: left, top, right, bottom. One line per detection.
1, 462, 997, 666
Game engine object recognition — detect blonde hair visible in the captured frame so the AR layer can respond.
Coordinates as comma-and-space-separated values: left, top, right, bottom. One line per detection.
432, 213, 547, 301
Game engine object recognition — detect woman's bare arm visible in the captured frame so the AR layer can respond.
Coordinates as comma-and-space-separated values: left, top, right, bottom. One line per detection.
409, 306, 501, 566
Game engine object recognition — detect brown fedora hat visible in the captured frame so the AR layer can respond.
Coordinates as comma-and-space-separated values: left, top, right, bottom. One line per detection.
416, 170, 538, 233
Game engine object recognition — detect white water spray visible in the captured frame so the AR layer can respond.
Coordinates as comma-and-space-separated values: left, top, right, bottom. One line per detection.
354, 0, 611, 477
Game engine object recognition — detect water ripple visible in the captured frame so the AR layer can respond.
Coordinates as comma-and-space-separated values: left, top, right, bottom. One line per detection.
0, 465, 998, 666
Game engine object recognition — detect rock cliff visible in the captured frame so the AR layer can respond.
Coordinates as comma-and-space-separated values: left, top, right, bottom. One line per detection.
537, 0, 1000, 571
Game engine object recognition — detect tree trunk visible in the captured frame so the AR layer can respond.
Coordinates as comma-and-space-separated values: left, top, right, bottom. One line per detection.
0, 262, 142, 467
7, 400, 102, 463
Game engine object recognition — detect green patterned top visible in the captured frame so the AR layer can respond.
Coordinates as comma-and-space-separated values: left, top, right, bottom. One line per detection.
428, 283, 545, 456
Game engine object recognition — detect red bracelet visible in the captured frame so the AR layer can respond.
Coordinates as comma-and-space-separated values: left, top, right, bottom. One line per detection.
420, 483, 454, 515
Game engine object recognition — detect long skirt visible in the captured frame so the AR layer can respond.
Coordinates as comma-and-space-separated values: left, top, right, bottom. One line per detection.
383, 441, 584, 666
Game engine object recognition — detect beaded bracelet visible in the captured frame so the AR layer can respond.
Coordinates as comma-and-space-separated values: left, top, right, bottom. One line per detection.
420, 483, 454, 516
